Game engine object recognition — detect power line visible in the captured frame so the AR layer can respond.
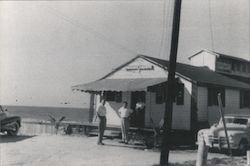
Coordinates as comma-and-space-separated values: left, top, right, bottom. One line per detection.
158, 0, 172, 59
166, 0, 174, 58
40, 4, 138, 55
158, 0, 167, 59
249, 0, 250, 60
208, 0, 215, 51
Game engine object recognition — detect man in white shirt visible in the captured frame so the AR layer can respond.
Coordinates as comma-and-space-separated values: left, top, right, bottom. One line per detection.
118, 101, 133, 144
95, 99, 107, 145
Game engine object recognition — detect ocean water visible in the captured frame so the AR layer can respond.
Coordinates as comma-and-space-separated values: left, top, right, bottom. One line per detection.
3, 105, 90, 123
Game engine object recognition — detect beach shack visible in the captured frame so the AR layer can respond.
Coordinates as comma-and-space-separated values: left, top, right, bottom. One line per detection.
72, 54, 250, 131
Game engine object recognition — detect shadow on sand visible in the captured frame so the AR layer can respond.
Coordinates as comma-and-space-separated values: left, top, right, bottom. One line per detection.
102, 142, 147, 150
0, 135, 35, 143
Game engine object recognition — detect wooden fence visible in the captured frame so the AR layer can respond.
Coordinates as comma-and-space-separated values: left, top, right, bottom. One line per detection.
19, 120, 60, 135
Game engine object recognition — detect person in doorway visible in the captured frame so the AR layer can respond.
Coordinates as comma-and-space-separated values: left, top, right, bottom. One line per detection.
135, 99, 145, 112
95, 99, 107, 145
118, 101, 133, 144
135, 99, 145, 128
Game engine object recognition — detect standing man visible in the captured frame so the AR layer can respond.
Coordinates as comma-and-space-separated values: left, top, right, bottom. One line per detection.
95, 99, 107, 145
118, 101, 133, 144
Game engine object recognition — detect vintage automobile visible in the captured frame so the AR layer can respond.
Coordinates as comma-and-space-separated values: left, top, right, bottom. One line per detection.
197, 114, 250, 155
0, 106, 21, 136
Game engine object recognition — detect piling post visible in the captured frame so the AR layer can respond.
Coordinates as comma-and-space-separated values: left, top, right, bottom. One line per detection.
89, 93, 95, 123
196, 136, 209, 166
247, 151, 250, 166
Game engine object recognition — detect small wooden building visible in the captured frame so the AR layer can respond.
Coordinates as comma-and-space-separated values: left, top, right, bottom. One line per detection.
72, 54, 250, 131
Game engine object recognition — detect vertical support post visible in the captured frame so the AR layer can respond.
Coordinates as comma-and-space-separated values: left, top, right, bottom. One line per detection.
217, 93, 232, 156
89, 93, 95, 123
247, 151, 250, 166
196, 137, 209, 166
160, 0, 182, 165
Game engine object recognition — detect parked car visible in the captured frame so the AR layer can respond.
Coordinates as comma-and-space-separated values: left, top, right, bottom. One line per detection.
197, 114, 250, 155
0, 106, 21, 136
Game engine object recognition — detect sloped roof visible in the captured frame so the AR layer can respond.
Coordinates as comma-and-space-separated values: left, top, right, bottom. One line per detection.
72, 55, 250, 92
188, 50, 250, 63
219, 73, 250, 85
142, 55, 250, 90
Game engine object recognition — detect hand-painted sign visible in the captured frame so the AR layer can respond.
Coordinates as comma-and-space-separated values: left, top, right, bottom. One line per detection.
126, 65, 154, 71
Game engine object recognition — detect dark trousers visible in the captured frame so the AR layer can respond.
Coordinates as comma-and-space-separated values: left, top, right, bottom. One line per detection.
98, 116, 106, 143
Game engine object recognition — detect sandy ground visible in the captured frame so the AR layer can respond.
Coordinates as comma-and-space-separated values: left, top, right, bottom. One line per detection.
0, 134, 246, 166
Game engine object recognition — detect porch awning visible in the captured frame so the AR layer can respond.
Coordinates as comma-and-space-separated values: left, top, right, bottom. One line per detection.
72, 78, 167, 92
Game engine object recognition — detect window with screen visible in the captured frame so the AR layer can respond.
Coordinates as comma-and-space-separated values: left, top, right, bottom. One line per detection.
176, 83, 184, 105
155, 90, 166, 104
104, 91, 122, 102
240, 90, 250, 108
155, 83, 184, 105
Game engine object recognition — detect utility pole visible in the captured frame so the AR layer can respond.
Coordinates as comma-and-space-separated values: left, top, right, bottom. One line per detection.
160, 0, 182, 165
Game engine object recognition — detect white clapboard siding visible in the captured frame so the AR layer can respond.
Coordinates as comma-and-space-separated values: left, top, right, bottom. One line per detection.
172, 78, 192, 130
190, 51, 216, 71
145, 92, 165, 128
93, 57, 169, 126
225, 89, 240, 114
207, 88, 250, 125
207, 106, 221, 125
93, 93, 131, 126
225, 89, 250, 114
145, 78, 192, 130
91, 57, 195, 130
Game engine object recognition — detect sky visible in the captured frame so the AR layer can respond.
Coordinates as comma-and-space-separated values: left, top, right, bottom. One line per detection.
0, 0, 249, 108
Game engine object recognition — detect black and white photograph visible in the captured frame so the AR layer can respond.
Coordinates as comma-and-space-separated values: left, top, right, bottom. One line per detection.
0, 0, 250, 165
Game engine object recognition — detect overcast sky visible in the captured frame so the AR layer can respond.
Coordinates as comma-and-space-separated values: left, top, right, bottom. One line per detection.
0, 0, 249, 108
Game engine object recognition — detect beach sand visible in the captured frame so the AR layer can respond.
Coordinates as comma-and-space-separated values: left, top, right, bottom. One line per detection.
0, 134, 246, 166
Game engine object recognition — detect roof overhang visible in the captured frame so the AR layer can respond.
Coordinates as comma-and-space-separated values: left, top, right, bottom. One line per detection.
72, 78, 168, 92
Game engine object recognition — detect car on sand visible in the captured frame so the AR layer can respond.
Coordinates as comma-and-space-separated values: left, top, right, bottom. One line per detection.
197, 114, 250, 155
0, 106, 21, 136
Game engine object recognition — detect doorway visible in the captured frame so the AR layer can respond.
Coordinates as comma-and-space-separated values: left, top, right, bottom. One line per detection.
130, 91, 146, 128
